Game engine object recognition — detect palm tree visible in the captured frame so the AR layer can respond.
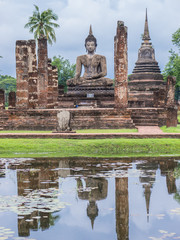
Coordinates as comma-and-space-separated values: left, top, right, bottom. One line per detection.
24, 5, 60, 45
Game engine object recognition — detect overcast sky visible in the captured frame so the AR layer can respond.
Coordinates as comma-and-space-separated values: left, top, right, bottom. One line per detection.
0, 0, 179, 79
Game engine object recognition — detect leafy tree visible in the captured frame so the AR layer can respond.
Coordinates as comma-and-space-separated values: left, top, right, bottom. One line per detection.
172, 28, 180, 50
24, 5, 60, 45
163, 28, 180, 101
51, 55, 76, 91
0, 75, 16, 106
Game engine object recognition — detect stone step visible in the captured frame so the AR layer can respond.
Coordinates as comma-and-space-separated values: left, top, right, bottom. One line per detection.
133, 119, 158, 124
135, 122, 159, 126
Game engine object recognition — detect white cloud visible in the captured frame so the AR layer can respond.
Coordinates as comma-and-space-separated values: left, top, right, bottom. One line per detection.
0, 0, 179, 78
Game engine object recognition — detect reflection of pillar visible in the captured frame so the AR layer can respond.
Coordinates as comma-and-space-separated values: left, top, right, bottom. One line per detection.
114, 21, 128, 109
159, 160, 177, 194
0, 162, 5, 178
116, 177, 129, 240
166, 171, 177, 194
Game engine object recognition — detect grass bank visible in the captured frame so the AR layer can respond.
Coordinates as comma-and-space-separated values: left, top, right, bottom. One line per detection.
0, 129, 137, 134
161, 124, 180, 133
0, 138, 180, 158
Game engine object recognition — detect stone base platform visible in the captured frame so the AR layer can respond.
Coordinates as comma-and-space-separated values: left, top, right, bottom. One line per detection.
128, 80, 166, 108
58, 85, 115, 108
0, 108, 135, 131
130, 107, 167, 126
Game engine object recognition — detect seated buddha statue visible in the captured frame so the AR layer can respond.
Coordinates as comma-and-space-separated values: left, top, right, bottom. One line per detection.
67, 26, 113, 87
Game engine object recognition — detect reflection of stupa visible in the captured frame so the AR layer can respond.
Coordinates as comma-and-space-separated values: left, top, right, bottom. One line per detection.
77, 177, 108, 229
87, 200, 99, 229
137, 162, 158, 221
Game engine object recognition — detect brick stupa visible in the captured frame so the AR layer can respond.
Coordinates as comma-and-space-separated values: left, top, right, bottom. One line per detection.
128, 9, 166, 108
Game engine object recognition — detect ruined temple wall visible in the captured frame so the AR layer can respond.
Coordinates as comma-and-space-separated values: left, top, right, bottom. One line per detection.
27, 40, 38, 109
8, 92, 16, 109
47, 59, 54, 108
0, 89, 5, 109
52, 66, 58, 108
16, 41, 29, 109
16, 40, 38, 109
114, 21, 128, 109
16, 38, 58, 109
47, 60, 58, 108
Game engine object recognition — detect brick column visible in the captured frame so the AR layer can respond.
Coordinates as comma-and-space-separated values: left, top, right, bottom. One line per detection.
47, 59, 54, 108
27, 40, 38, 109
52, 66, 58, 108
0, 89, 5, 109
114, 21, 128, 109
166, 76, 177, 127
37, 37, 48, 108
8, 92, 16, 109
16, 40, 29, 109
166, 76, 176, 107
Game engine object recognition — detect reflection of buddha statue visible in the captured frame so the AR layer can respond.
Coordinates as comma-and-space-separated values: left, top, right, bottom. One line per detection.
67, 26, 113, 87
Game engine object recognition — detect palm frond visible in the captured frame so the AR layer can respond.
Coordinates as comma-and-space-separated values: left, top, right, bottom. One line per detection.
24, 5, 59, 44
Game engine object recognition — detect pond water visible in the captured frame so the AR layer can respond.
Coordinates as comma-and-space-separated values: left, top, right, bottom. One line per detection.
0, 157, 180, 240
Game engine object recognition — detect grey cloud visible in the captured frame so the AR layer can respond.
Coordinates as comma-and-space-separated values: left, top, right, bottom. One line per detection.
0, 0, 179, 78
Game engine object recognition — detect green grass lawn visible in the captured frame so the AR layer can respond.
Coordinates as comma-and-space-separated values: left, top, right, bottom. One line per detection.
76, 129, 138, 133
161, 124, 180, 133
0, 130, 51, 133
0, 129, 137, 134
0, 138, 180, 158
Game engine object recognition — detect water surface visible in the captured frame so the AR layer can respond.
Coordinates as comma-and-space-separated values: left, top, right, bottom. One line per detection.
0, 157, 180, 240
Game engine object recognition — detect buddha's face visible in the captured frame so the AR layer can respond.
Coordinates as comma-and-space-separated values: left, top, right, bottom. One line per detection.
85, 41, 96, 53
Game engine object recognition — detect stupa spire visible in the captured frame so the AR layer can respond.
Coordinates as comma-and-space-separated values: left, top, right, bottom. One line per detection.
89, 25, 93, 35
142, 8, 151, 41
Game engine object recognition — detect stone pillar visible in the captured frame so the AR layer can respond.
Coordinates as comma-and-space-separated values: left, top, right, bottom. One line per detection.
166, 76, 176, 107
16, 40, 29, 109
37, 37, 48, 108
8, 92, 16, 109
47, 59, 54, 108
27, 40, 38, 109
114, 21, 128, 109
166, 76, 177, 127
52, 66, 58, 108
0, 89, 5, 109
116, 177, 129, 240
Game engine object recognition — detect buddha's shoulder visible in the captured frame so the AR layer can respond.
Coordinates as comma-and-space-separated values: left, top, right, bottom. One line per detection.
94, 54, 106, 60
76, 55, 87, 60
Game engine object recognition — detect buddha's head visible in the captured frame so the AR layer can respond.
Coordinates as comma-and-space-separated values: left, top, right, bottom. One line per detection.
85, 25, 97, 53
